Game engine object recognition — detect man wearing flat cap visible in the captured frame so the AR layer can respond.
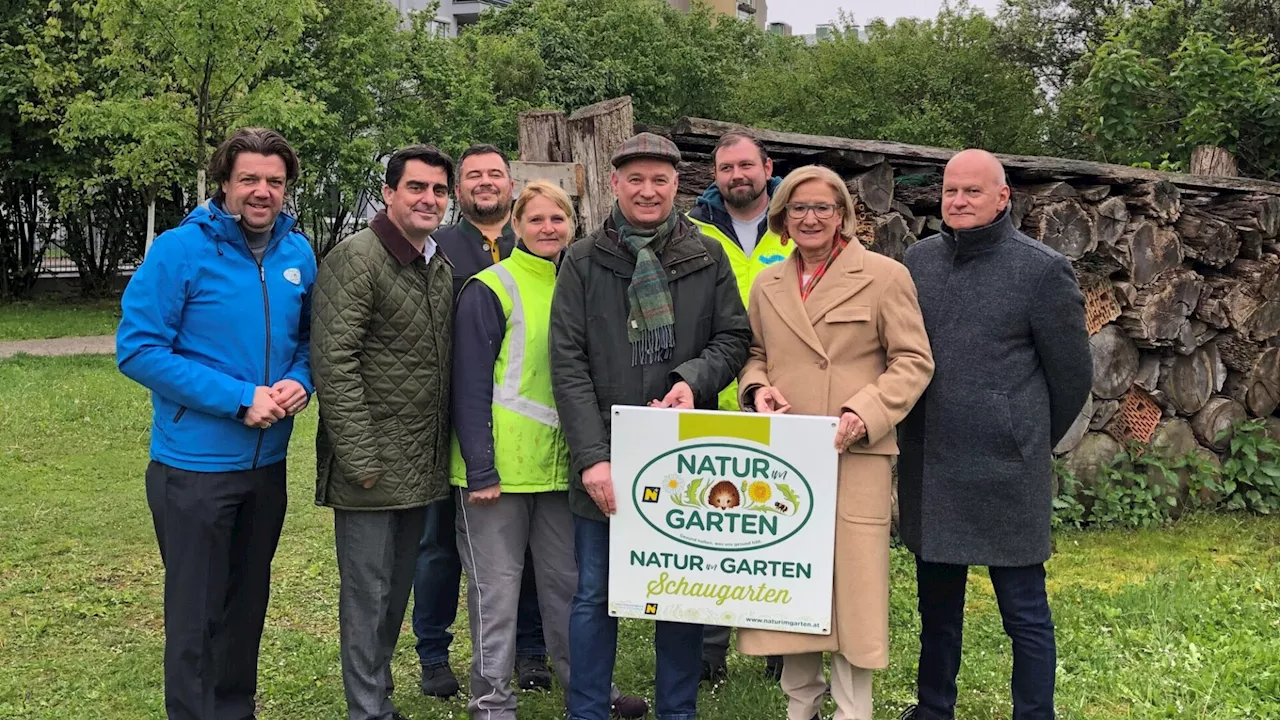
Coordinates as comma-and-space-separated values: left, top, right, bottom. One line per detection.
550, 132, 752, 720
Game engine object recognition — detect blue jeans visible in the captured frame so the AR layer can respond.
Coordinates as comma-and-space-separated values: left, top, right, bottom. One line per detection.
568, 516, 701, 720
412, 491, 546, 666
915, 557, 1057, 720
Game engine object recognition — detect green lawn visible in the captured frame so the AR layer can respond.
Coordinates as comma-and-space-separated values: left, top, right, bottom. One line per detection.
0, 299, 122, 341
1, 355, 1277, 719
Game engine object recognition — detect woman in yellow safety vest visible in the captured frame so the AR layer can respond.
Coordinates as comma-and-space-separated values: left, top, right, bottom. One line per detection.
450, 180, 578, 717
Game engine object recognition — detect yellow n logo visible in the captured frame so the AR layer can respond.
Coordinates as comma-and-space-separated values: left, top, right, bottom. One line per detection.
644, 603, 658, 615
642, 487, 660, 503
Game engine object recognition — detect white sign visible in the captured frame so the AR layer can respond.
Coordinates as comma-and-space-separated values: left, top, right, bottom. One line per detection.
608, 406, 838, 634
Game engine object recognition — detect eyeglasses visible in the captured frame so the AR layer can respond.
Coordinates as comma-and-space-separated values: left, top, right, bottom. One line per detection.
785, 203, 839, 220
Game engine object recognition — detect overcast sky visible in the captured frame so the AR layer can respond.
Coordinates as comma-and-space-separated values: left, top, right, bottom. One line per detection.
769, 0, 1003, 33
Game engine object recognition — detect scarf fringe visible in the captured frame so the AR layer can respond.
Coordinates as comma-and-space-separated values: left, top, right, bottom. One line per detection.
631, 325, 675, 367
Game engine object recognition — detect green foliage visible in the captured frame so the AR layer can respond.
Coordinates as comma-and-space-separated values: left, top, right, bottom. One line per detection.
727, 3, 1047, 153
1077, 0, 1280, 176
1054, 419, 1280, 529
1217, 419, 1280, 514
465, 0, 765, 127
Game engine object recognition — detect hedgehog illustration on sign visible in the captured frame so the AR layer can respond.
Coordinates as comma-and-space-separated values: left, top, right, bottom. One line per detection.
707, 480, 741, 509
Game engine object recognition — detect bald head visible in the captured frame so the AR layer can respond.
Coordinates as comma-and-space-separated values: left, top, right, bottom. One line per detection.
942, 149, 1011, 230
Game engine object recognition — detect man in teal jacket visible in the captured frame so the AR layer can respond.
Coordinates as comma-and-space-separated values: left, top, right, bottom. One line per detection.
117, 127, 316, 720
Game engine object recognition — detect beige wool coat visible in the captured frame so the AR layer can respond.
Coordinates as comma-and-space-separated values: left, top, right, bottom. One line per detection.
736, 240, 934, 669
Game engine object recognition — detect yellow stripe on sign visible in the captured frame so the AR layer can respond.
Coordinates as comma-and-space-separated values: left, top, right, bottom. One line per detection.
678, 413, 770, 445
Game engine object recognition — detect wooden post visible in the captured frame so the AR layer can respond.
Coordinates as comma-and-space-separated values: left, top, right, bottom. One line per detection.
1190, 145, 1239, 177
567, 96, 634, 235
518, 110, 571, 163
145, 198, 157, 256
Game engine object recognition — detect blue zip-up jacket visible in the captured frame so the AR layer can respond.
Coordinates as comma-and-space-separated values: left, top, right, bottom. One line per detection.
117, 200, 317, 472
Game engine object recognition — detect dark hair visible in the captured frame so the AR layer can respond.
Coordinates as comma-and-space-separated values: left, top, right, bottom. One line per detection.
712, 131, 769, 165
386, 144, 456, 191
456, 144, 511, 181
208, 128, 300, 200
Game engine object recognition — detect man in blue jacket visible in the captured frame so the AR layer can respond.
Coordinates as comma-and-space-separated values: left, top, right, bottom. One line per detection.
117, 127, 317, 720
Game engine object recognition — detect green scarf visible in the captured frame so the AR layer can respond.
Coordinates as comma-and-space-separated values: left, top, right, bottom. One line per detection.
612, 204, 678, 366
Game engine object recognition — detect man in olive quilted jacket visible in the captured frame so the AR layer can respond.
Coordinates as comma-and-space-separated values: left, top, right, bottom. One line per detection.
312, 144, 455, 720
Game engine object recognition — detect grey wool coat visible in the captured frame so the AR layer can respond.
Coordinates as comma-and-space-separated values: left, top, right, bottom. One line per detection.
898, 208, 1092, 567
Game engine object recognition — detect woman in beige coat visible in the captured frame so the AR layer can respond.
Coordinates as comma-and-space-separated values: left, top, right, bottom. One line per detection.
737, 165, 934, 720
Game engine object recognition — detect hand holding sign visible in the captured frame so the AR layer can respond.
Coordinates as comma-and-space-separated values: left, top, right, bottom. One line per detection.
834, 411, 866, 452
650, 381, 695, 409
753, 386, 791, 414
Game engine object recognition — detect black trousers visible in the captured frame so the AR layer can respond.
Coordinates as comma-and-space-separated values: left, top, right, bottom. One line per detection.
915, 556, 1057, 720
145, 460, 288, 720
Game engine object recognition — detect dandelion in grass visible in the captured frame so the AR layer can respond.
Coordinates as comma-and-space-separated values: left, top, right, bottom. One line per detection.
748, 481, 772, 504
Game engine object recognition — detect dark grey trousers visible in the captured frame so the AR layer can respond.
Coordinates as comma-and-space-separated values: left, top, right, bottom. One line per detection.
145, 460, 287, 720
334, 506, 429, 720
456, 491, 577, 719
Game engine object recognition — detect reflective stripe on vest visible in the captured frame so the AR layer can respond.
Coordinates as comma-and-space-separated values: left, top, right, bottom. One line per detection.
488, 263, 559, 428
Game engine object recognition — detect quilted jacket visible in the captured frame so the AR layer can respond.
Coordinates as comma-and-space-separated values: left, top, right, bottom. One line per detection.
312, 212, 453, 510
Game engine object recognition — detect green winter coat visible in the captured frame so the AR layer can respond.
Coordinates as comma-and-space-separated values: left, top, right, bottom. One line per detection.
312, 213, 453, 511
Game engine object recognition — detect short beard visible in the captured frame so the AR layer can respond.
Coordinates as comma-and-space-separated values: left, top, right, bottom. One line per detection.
462, 196, 512, 224
723, 182, 764, 210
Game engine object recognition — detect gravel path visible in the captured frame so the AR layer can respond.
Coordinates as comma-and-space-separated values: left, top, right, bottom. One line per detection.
0, 335, 115, 360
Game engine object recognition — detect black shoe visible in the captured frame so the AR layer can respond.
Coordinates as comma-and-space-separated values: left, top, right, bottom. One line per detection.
764, 654, 783, 681
516, 655, 553, 691
611, 694, 649, 719
700, 657, 728, 685
898, 705, 920, 720
420, 661, 459, 698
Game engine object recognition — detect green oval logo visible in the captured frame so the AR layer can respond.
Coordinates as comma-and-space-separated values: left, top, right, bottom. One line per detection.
631, 442, 814, 552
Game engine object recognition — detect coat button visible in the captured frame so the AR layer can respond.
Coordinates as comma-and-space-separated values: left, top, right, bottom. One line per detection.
819, 359, 829, 369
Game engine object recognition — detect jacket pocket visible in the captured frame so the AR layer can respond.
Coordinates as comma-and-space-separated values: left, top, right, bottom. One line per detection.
173, 406, 188, 423
824, 305, 872, 323
836, 455, 893, 525
992, 392, 1026, 461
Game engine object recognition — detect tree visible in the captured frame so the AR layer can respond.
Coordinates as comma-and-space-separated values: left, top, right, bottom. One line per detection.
727, 4, 1047, 154
465, 0, 766, 126
1078, 0, 1280, 177
63, 0, 321, 203
279, 0, 417, 254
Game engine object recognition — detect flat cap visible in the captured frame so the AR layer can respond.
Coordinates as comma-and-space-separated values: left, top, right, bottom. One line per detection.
610, 132, 682, 168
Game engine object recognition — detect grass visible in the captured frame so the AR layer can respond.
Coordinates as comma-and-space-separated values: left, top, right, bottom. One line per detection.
0, 299, 122, 341
1, 354, 1277, 719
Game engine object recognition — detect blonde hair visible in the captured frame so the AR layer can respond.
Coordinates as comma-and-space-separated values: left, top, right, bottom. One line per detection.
767, 165, 858, 243
513, 180, 576, 242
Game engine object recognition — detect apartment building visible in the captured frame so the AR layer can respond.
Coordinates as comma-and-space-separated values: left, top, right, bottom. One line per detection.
388, 0, 512, 37
666, 0, 768, 30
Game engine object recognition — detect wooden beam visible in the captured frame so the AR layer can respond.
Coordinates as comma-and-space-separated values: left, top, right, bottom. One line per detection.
670, 116, 1280, 196
510, 161, 584, 198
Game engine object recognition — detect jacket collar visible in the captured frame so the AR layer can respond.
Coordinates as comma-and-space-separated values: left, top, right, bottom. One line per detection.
593, 212, 711, 279
188, 199, 298, 255
940, 207, 1014, 257
758, 238, 872, 360
458, 215, 515, 244
508, 244, 560, 279
370, 211, 426, 266
689, 177, 782, 243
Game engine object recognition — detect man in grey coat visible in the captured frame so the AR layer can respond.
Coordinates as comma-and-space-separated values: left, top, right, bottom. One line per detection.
897, 149, 1092, 720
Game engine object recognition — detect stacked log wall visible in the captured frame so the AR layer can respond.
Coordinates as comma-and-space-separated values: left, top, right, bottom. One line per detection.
663, 119, 1280, 512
